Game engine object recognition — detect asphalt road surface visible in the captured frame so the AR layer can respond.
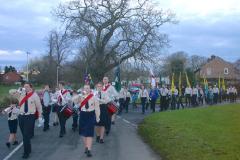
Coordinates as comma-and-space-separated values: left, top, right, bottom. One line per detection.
0, 107, 160, 160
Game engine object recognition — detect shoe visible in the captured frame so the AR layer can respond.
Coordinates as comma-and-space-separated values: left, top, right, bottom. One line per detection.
53, 122, 56, 126
106, 131, 109, 136
96, 136, 100, 143
6, 142, 10, 148
111, 121, 115, 125
43, 128, 47, 132
59, 134, 63, 138
84, 148, 88, 154
13, 141, 19, 145
86, 150, 92, 157
22, 154, 29, 159
100, 139, 104, 144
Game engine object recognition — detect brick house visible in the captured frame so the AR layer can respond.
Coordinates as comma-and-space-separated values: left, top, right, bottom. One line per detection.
0, 72, 22, 84
196, 55, 240, 85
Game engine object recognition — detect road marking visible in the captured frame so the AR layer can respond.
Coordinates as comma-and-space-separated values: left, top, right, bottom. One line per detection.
3, 141, 23, 160
118, 116, 138, 129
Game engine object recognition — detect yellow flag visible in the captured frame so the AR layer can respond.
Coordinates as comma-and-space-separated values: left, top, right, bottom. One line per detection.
179, 72, 182, 96
222, 77, 226, 91
218, 75, 221, 89
171, 73, 175, 92
185, 72, 191, 88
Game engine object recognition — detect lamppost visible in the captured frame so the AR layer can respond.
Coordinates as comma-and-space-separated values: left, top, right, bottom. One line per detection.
26, 52, 30, 82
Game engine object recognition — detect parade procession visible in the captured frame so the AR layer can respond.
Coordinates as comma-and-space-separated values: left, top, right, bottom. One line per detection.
1, 0, 240, 160
1, 71, 239, 159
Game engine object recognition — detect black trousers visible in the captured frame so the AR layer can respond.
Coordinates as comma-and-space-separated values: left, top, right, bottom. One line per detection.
125, 97, 130, 113
72, 111, 79, 129
19, 114, 35, 155
160, 96, 167, 111
141, 97, 147, 114
192, 94, 198, 106
213, 93, 218, 104
150, 99, 156, 112
58, 106, 67, 135
171, 96, 177, 110
105, 111, 112, 134
43, 106, 51, 129
177, 96, 184, 109
185, 94, 191, 107
118, 98, 125, 114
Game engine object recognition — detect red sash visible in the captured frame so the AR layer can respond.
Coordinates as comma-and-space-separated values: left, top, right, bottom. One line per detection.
80, 94, 94, 109
58, 90, 68, 102
19, 92, 34, 107
102, 84, 110, 92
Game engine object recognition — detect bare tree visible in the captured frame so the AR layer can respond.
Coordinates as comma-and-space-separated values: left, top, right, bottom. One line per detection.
54, 0, 176, 81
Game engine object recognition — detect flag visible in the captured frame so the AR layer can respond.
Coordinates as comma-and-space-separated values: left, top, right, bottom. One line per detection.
185, 72, 191, 88
150, 69, 156, 88
222, 77, 226, 91
179, 72, 182, 96
171, 73, 175, 92
84, 73, 94, 87
218, 75, 221, 89
84, 73, 90, 84
114, 65, 121, 92
203, 76, 208, 94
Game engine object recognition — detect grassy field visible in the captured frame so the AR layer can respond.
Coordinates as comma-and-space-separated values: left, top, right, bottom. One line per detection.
139, 103, 240, 160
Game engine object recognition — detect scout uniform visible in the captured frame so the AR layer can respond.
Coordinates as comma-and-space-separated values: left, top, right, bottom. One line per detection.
125, 89, 131, 113
185, 87, 192, 107
160, 87, 169, 111
56, 89, 72, 137
42, 90, 51, 131
138, 88, 149, 114
102, 84, 118, 134
118, 88, 126, 114
72, 93, 81, 132
171, 87, 178, 110
9, 89, 42, 158
192, 87, 198, 106
213, 86, 219, 104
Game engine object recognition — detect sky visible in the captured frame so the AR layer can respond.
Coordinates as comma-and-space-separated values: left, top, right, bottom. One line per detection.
0, 0, 240, 70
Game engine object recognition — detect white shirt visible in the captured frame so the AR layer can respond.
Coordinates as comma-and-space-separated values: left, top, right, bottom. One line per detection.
139, 89, 149, 98
213, 87, 219, 94
173, 88, 178, 96
119, 88, 126, 99
185, 87, 192, 95
192, 88, 198, 95
103, 84, 119, 101
160, 88, 169, 96
3, 106, 20, 120
57, 89, 72, 106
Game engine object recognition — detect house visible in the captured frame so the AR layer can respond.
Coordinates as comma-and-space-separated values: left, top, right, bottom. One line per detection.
196, 55, 240, 85
0, 72, 22, 84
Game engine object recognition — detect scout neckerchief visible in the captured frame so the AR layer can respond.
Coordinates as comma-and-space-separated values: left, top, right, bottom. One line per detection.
19, 91, 34, 107
102, 84, 110, 92
80, 93, 94, 109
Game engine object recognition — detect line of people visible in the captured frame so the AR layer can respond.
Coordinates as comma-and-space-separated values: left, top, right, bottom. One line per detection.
3, 76, 120, 159
136, 84, 238, 113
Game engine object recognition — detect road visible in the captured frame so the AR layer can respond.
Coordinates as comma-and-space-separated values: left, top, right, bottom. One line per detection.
0, 107, 160, 160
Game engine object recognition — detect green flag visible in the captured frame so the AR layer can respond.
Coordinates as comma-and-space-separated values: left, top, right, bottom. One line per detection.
114, 66, 121, 92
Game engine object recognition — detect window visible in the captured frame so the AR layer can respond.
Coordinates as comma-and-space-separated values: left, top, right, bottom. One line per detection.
207, 68, 211, 76
224, 68, 229, 75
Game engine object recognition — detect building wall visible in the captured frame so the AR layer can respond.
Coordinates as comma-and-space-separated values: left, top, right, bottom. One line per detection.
199, 57, 238, 80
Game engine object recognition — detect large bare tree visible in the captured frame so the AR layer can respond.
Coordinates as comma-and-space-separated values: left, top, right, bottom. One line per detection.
54, 0, 175, 81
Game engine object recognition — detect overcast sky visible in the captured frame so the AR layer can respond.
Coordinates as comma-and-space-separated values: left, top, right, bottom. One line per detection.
0, 0, 239, 69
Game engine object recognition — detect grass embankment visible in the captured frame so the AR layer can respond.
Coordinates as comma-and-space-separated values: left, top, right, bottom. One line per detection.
139, 104, 240, 160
